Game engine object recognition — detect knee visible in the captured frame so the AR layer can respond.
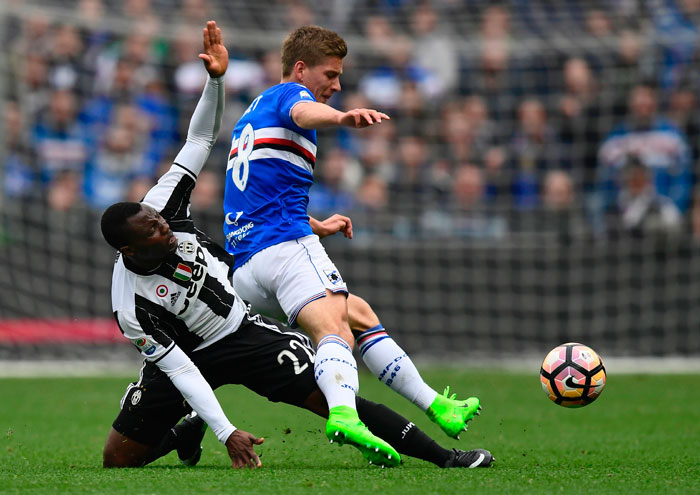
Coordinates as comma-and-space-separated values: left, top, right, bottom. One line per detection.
102, 445, 131, 468
102, 428, 146, 468
347, 294, 379, 333
337, 328, 355, 348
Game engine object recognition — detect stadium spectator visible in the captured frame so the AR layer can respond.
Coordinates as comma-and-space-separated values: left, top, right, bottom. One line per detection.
420, 164, 506, 240
409, 3, 459, 98
308, 149, 361, 218
11, 52, 51, 126
32, 88, 90, 185
45, 24, 85, 92
3, 101, 37, 199
388, 134, 436, 221
595, 82, 692, 234
507, 98, 563, 210
614, 157, 683, 237
460, 38, 523, 125
540, 169, 588, 240
604, 29, 655, 116
358, 35, 432, 110
83, 112, 145, 210
651, 0, 700, 93
555, 57, 608, 191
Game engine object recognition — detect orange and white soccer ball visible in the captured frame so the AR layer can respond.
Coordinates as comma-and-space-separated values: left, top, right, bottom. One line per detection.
540, 342, 606, 407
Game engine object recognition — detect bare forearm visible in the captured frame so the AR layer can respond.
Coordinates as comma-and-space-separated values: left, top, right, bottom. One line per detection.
292, 102, 342, 129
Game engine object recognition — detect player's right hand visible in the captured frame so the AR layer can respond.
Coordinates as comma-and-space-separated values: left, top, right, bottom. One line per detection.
225, 429, 264, 468
339, 108, 390, 128
199, 20, 228, 78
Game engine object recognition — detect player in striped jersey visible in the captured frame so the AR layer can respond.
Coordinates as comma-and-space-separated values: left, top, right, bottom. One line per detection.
100, 21, 493, 470
223, 26, 482, 444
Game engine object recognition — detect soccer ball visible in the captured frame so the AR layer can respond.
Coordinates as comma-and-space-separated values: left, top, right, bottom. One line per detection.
540, 342, 606, 408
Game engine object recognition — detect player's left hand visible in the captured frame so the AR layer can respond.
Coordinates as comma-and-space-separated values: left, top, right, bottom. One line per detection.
199, 20, 228, 78
314, 214, 353, 239
339, 108, 390, 128
224, 429, 264, 469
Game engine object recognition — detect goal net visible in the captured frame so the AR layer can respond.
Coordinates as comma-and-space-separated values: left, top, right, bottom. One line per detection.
1, 0, 699, 361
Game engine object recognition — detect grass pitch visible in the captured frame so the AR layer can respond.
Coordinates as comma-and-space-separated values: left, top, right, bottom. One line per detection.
1, 369, 699, 494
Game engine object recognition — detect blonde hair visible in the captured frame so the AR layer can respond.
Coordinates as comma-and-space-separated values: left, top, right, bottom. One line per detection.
281, 25, 347, 77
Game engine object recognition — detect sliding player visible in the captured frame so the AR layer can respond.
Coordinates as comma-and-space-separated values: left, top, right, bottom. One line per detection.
100, 20, 493, 470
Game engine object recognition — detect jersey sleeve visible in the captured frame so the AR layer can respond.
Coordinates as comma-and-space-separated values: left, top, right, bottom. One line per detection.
115, 308, 237, 444
278, 83, 316, 132
114, 308, 176, 362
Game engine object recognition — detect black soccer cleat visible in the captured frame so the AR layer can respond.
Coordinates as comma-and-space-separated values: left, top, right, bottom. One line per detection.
443, 448, 494, 468
174, 412, 208, 466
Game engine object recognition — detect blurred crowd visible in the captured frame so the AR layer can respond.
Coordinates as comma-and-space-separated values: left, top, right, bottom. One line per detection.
3, 0, 700, 245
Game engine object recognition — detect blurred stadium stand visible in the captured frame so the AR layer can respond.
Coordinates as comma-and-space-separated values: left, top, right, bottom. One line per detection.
1, 0, 700, 364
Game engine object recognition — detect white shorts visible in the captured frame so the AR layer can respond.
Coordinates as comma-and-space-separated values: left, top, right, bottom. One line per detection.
232, 235, 348, 327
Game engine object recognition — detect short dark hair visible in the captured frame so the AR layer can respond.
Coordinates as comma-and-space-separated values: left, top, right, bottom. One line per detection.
281, 25, 347, 77
101, 202, 143, 249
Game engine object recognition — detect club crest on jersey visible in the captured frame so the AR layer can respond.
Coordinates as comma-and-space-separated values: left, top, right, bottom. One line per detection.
323, 269, 342, 285
156, 285, 168, 297
130, 389, 142, 405
174, 263, 193, 282
178, 241, 195, 255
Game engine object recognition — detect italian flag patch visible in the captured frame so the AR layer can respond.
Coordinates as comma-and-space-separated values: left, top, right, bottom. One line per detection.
174, 263, 192, 282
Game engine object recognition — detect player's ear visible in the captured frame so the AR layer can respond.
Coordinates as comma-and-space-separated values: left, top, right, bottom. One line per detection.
293, 60, 306, 81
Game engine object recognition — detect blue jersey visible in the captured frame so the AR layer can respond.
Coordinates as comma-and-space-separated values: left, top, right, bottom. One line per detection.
223, 83, 318, 268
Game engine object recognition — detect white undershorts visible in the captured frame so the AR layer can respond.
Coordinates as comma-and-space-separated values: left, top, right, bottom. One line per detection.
232, 235, 348, 327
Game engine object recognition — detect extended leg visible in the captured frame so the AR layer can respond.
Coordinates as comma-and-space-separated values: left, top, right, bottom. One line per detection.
349, 293, 482, 439
301, 389, 493, 468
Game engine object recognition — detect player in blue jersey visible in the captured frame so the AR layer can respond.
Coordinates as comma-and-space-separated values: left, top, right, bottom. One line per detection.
223, 26, 482, 452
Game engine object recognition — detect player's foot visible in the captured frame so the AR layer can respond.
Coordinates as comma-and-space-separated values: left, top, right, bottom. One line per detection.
426, 386, 481, 439
443, 448, 494, 468
326, 405, 401, 467
174, 411, 207, 466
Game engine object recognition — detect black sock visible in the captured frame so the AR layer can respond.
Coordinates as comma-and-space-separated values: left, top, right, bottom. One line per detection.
139, 428, 178, 466
356, 396, 451, 467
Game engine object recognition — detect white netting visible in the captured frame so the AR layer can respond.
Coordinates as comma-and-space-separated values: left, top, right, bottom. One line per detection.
1, 0, 700, 358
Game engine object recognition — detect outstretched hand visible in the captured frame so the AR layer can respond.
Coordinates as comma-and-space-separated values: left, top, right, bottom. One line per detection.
339, 108, 390, 128
199, 20, 228, 78
225, 429, 264, 469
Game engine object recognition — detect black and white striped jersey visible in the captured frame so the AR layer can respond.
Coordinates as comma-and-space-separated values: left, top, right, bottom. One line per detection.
112, 162, 247, 363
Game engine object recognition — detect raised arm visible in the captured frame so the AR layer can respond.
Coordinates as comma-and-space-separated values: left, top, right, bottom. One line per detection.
171, 20, 228, 176
142, 21, 228, 223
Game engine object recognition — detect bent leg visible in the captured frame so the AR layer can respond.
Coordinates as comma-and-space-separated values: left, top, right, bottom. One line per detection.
103, 427, 153, 467
348, 293, 438, 411
103, 362, 195, 467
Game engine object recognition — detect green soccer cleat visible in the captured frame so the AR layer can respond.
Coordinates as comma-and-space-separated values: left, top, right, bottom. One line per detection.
326, 405, 401, 468
426, 386, 482, 439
